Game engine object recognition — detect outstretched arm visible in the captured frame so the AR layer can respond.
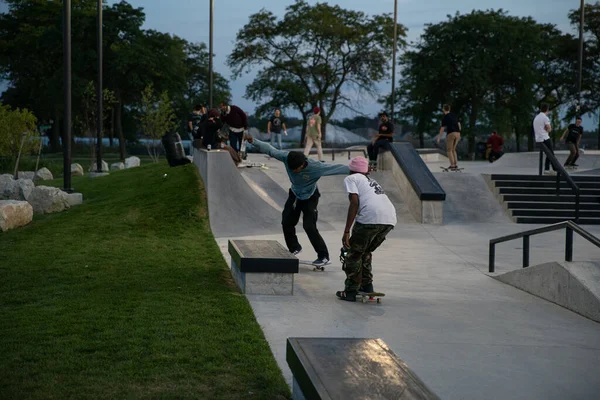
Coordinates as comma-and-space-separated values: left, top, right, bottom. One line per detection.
246, 137, 288, 162
316, 162, 351, 176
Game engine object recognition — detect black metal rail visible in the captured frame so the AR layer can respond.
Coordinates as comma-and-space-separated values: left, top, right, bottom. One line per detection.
488, 220, 600, 272
538, 142, 581, 221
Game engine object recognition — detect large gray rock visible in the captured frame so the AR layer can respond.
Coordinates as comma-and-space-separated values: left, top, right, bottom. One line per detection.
17, 171, 35, 180
0, 174, 14, 191
125, 156, 141, 169
66, 193, 83, 206
71, 163, 84, 177
0, 200, 33, 232
90, 160, 109, 173
1, 179, 35, 201
34, 167, 54, 181
110, 162, 125, 171
27, 186, 70, 214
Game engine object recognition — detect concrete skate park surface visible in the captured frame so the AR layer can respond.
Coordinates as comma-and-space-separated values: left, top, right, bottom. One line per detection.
193, 149, 600, 399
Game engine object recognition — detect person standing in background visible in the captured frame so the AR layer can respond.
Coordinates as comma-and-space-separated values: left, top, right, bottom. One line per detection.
436, 104, 461, 170
560, 116, 584, 167
533, 103, 556, 175
268, 109, 288, 150
219, 102, 248, 154
304, 107, 324, 162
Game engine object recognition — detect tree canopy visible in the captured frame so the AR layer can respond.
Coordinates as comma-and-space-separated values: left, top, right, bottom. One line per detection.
228, 0, 406, 140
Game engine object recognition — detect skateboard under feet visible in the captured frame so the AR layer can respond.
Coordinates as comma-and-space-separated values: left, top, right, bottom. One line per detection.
440, 166, 464, 172
357, 291, 385, 304
298, 260, 330, 271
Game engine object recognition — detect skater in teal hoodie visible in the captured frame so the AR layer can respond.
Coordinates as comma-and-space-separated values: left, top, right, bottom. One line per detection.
246, 136, 349, 266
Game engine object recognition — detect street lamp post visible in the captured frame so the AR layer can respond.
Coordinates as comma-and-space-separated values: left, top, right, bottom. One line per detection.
96, 0, 103, 174
391, 0, 398, 124
63, 0, 72, 192
208, 0, 214, 109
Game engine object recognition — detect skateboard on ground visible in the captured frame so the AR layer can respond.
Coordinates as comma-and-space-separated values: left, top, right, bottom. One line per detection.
240, 162, 268, 169
440, 166, 464, 172
565, 165, 578, 171
298, 259, 330, 272
357, 291, 385, 304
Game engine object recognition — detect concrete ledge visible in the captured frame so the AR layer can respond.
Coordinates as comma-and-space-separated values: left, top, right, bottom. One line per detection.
379, 151, 443, 224
228, 239, 298, 295
495, 261, 600, 323
287, 337, 440, 400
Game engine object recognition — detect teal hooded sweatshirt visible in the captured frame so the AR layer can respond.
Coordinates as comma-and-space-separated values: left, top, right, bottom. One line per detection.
251, 139, 350, 200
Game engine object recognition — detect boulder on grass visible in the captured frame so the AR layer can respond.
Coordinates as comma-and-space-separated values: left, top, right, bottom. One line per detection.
27, 186, 70, 214
71, 163, 84, 176
34, 167, 54, 181
90, 160, 109, 173
17, 171, 35, 180
0, 200, 33, 232
1, 179, 34, 201
110, 162, 125, 171
0, 174, 14, 191
125, 156, 140, 169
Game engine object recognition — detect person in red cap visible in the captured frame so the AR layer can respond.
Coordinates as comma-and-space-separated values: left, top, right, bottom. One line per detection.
336, 156, 397, 302
304, 107, 324, 162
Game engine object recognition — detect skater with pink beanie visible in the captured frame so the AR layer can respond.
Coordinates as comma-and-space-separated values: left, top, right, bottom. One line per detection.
336, 156, 397, 302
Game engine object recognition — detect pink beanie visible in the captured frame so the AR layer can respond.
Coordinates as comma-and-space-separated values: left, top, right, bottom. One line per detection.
349, 156, 369, 173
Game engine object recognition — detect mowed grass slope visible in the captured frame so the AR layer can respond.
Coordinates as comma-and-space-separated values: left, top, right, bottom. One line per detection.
0, 162, 290, 399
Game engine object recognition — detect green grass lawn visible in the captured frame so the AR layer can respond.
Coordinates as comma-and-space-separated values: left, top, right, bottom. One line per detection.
0, 162, 290, 399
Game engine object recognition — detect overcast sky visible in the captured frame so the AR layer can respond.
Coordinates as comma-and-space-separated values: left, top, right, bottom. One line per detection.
0, 0, 585, 119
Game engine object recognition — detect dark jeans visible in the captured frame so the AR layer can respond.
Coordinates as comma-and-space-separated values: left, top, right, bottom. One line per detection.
282, 189, 328, 259
228, 130, 243, 152
538, 139, 556, 171
367, 139, 389, 162
343, 223, 393, 292
565, 142, 580, 165
488, 150, 504, 163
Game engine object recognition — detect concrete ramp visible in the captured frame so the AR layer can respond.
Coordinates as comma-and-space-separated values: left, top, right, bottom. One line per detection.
193, 149, 282, 238
495, 261, 600, 323
434, 172, 510, 224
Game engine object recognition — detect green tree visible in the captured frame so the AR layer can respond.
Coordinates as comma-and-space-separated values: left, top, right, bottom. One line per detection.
138, 85, 176, 163
390, 10, 575, 153
0, 104, 38, 163
569, 2, 600, 147
228, 0, 406, 142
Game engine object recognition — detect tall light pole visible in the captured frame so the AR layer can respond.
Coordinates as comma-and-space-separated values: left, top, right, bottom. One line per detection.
96, 0, 103, 174
577, 0, 585, 113
208, 0, 214, 108
391, 0, 398, 124
63, 0, 72, 192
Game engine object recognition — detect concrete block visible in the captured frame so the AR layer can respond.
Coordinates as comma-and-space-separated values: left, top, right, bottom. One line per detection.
231, 259, 294, 295
89, 172, 110, 178
66, 193, 83, 206
380, 151, 443, 225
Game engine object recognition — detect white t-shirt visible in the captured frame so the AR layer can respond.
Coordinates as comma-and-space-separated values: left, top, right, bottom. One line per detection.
344, 173, 397, 226
533, 112, 551, 142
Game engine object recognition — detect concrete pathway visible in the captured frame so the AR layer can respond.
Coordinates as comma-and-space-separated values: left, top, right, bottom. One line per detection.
202, 150, 600, 400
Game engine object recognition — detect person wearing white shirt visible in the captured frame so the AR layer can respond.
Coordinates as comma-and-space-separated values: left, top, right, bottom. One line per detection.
532, 103, 556, 174
336, 156, 397, 302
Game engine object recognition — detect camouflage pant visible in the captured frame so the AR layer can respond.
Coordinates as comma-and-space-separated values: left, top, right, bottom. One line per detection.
343, 223, 394, 292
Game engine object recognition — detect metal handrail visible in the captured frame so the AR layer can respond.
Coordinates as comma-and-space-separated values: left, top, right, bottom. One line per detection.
488, 220, 600, 272
538, 142, 580, 222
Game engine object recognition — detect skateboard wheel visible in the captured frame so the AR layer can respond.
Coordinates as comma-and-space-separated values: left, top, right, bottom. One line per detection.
376, 298, 382, 304
362, 296, 367, 303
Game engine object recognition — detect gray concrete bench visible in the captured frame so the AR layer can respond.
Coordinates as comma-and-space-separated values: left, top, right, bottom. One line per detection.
228, 240, 299, 295
287, 337, 440, 400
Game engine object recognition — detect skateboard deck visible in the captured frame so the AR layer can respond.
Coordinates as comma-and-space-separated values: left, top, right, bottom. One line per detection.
357, 291, 385, 304
440, 166, 464, 172
298, 259, 331, 271
240, 139, 248, 160
565, 166, 578, 171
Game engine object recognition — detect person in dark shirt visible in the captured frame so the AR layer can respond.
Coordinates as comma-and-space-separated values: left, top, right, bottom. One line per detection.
367, 112, 394, 169
188, 104, 206, 140
560, 117, 583, 167
436, 104, 461, 169
486, 130, 504, 163
219, 102, 248, 153
267, 109, 287, 149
